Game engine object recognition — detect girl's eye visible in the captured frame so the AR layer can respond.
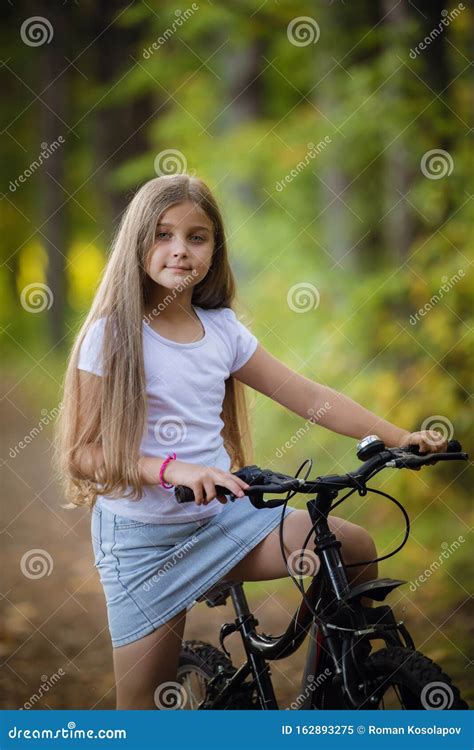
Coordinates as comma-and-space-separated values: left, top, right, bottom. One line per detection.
155, 232, 206, 242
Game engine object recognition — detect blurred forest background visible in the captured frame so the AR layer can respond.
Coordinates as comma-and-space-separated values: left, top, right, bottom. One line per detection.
1, 0, 472, 709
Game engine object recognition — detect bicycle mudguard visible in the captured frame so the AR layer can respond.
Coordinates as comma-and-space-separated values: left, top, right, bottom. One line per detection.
344, 577, 406, 603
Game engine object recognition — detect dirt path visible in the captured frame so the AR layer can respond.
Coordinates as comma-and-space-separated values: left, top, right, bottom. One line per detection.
1, 391, 307, 710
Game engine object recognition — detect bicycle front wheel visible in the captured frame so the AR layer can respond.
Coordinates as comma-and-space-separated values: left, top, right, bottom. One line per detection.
319, 646, 468, 709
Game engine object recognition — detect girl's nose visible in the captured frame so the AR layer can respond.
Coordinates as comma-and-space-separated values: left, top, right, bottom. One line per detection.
171, 237, 189, 256
172, 247, 188, 258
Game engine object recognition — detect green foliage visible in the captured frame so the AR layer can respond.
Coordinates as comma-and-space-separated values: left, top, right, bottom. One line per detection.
1, 1, 472, 680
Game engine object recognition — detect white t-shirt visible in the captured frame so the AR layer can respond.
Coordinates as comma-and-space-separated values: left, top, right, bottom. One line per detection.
77, 306, 258, 523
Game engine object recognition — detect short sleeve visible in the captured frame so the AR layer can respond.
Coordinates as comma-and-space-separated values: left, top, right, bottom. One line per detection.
77, 318, 106, 376
222, 308, 258, 373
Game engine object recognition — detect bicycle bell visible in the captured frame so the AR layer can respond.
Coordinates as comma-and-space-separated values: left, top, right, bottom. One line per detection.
356, 434, 385, 461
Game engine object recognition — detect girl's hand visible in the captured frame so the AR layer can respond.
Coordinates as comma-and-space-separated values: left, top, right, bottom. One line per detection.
398, 430, 448, 454
162, 460, 250, 506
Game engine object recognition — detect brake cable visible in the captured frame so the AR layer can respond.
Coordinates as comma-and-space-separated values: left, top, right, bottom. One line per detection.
338, 487, 411, 567
278, 458, 313, 596
276, 462, 411, 618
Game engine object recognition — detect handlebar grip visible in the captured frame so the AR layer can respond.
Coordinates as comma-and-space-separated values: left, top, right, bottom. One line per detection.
406, 438, 462, 455
174, 484, 231, 504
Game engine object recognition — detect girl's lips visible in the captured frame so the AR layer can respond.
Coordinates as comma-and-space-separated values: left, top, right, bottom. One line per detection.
166, 266, 191, 271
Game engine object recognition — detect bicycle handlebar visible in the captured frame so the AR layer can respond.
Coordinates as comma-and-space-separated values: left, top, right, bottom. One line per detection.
174, 439, 468, 507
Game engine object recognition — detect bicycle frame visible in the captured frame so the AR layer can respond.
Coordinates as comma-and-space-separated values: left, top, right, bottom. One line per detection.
185, 440, 467, 709
203, 487, 410, 710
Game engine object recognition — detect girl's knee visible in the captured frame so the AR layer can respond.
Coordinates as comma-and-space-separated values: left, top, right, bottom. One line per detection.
340, 522, 377, 563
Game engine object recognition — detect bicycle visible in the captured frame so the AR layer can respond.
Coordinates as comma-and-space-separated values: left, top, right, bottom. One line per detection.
173, 436, 469, 710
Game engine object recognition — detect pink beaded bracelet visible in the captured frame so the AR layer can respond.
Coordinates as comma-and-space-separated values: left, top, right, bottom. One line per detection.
159, 452, 177, 489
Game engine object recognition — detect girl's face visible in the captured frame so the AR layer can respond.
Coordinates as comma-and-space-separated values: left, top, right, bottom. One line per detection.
146, 201, 214, 291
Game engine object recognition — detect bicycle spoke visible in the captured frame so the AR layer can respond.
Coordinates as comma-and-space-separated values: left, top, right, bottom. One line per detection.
181, 672, 207, 710
392, 683, 406, 709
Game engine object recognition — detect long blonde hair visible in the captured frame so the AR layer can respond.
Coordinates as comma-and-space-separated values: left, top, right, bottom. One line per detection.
55, 174, 254, 508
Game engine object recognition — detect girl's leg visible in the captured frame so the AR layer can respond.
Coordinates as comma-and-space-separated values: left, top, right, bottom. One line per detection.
223, 510, 378, 589
113, 609, 186, 710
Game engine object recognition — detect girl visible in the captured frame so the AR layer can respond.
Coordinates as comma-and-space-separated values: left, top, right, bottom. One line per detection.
56, 174, 446, 710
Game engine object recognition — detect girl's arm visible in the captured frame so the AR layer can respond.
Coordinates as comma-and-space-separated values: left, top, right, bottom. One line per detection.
72, 371, 250, 501
71, 444, 164, 486
71, 370, 167, 485
233, 345, 446, 452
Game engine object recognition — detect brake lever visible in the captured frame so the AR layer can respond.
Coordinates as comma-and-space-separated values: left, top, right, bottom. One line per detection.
386, 449, 468, 470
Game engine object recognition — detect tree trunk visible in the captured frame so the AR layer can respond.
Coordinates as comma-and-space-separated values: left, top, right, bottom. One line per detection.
38, 6, 69, 345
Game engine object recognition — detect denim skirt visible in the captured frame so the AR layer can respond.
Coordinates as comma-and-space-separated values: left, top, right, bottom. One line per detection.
91, 498, 295, 648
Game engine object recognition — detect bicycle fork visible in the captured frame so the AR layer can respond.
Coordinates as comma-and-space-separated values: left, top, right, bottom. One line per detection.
305, 489, 367, 708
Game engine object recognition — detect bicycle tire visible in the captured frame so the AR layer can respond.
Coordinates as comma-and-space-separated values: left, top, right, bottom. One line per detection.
317, 646, 469, 710
177, 639, 259, 710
